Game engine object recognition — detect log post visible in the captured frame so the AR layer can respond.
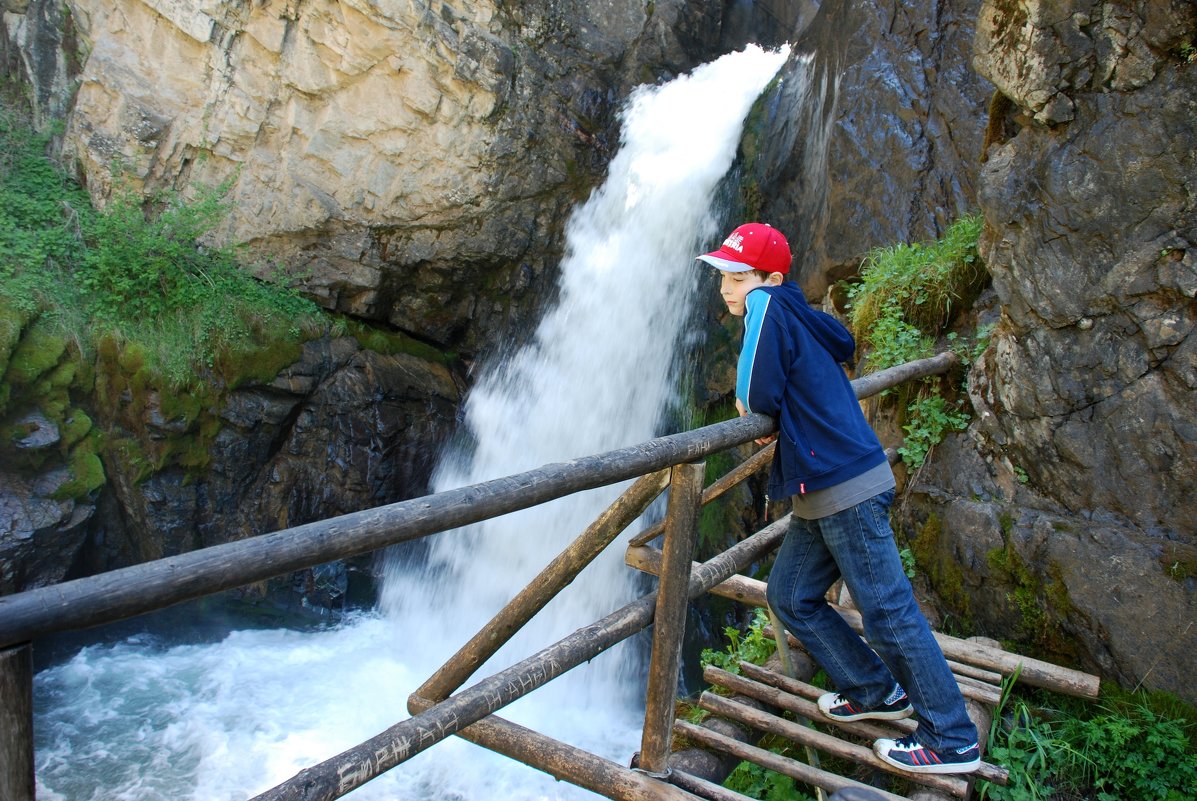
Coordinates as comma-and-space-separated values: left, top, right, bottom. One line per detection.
0, 643, 34, 801
639, 461, 705, 776
414, 468, 671, 704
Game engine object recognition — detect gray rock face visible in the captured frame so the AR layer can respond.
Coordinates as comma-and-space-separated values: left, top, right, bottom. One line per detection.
750, 0, 995, 297
900, 0, 1197, 702
5, 0, 722, 357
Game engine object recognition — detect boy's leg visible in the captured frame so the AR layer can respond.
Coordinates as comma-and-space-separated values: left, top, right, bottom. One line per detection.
820, 490, 978, 754
766, 513, 899, 708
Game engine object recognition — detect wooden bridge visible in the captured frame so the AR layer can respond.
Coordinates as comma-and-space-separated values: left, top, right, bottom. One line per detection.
0, 352, 1098, 801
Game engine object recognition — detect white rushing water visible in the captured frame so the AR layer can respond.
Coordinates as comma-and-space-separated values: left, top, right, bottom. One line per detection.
33, 44, 790, 801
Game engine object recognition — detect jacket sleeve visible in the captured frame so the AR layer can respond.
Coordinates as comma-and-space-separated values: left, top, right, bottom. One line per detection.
736, 290, 789, 416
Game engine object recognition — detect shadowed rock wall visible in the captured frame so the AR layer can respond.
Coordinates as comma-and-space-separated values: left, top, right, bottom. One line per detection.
904, 0, 1197, 702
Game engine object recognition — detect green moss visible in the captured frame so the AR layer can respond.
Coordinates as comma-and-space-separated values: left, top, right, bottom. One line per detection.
6, 319, 68, 386
344, 316, 456, 365
0, 303, 26, 376
910, 513, 973, 625
52, 433, 106, 499
986, 526, 1077, 659
1160, 541, 1197, 583
60, 408, 93, 448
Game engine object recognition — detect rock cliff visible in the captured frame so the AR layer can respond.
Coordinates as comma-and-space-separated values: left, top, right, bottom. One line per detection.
901, 0, 1196, 702
2, 0, 1195, 704
0, 0, 726, 600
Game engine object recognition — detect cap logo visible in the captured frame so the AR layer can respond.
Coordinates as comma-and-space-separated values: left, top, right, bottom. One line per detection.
723, 232, 745, 253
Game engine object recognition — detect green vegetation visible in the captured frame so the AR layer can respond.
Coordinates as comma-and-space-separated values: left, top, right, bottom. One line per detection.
722, 739, 814, 801
980, 675, 1197, 801
700, 606, 777, 675
845, 214, 991, 468
0, 102, 325, 496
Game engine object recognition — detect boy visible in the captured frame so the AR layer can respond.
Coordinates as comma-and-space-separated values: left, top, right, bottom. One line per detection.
696, 222, 980, 775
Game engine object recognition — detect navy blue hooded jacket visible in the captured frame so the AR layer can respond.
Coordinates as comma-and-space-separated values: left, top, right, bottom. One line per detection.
736, 281, 887, 498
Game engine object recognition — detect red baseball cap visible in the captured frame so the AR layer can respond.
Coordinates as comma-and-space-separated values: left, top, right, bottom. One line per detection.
696, 222, 791, 274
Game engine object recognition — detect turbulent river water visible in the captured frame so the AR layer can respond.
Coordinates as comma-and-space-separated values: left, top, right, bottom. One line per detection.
33, 44, 791, 801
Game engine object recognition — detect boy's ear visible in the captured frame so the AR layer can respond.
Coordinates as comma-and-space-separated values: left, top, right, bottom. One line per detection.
766, 272, 784, 286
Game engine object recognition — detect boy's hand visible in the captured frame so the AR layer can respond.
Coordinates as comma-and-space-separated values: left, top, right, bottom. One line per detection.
736, 398, 777, 446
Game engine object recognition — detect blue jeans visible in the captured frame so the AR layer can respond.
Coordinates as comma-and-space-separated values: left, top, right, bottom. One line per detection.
765, 489, 977, 751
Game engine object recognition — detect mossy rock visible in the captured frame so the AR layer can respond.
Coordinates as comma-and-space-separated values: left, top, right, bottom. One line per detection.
52, 431, 106, 499
910, 512, 974, 627
985, 532, 1078, 659
0, 302, 29, 378
60, 408, 93, 449
5, 317, 68, 386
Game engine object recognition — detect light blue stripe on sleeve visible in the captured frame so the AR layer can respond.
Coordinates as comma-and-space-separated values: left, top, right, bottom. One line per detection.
737, 291, 771, 412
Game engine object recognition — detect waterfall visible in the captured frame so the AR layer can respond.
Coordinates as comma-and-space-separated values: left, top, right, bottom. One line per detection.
32, 44, 790, 801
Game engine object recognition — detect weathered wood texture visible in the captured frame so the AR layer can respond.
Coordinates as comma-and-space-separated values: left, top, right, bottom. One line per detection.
674, 719, 911, 801
407, 696, 700, 801
628, 445, 775, 548
849, 352, 958, 400
0, 644, 34, 801
710, 665, 1008, 786
415, 468, 671, 703
0, 416, 771, 648
699, 693, 970, 798
639, 463, 705, 775
626, 546, 1099, 699
253, 517, 792, 801
668, 768, 759, 801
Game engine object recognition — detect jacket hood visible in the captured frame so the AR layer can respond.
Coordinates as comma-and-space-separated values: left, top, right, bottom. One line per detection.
762, 282, 857, 365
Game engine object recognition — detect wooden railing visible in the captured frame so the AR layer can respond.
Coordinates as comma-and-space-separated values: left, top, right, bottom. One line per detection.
0, 353, 964, 801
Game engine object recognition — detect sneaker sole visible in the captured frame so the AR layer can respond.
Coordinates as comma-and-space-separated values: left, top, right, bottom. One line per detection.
821, 704, 914, 723
874, 749, 981, 775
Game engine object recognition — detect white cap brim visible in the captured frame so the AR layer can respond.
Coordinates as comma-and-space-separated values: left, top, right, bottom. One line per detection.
696, 253, 753, 272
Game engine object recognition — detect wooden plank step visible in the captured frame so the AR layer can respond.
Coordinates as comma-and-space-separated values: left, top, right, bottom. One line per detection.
707, 664, 1009, 787
674, 719, 912, 801
696, 691, 971, 798
739, 659, 1002, 716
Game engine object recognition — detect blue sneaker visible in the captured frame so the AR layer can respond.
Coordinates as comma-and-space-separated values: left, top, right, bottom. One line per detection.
873, 735, 981, 774
817, 686, 913, 723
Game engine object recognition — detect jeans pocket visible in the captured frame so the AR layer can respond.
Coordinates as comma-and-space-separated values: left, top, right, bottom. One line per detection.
864, 489, 895, 538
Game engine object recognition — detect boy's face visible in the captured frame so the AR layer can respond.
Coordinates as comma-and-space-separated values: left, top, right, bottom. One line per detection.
718, 270, 781, 316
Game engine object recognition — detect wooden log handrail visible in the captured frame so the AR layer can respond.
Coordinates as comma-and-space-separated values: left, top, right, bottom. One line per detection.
1, 352, 964, 801
0, 416, 768, 648
0, 352, 955, 650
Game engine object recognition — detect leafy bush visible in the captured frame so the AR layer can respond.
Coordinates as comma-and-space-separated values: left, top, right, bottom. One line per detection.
723, 754, 814, 801
979, 676, 1197, 801
898, 393, 971, 469
848, 214, 985, 346
1056, 705, 1197, 801
1, 103, 327, 491
845, 214, 990, 468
